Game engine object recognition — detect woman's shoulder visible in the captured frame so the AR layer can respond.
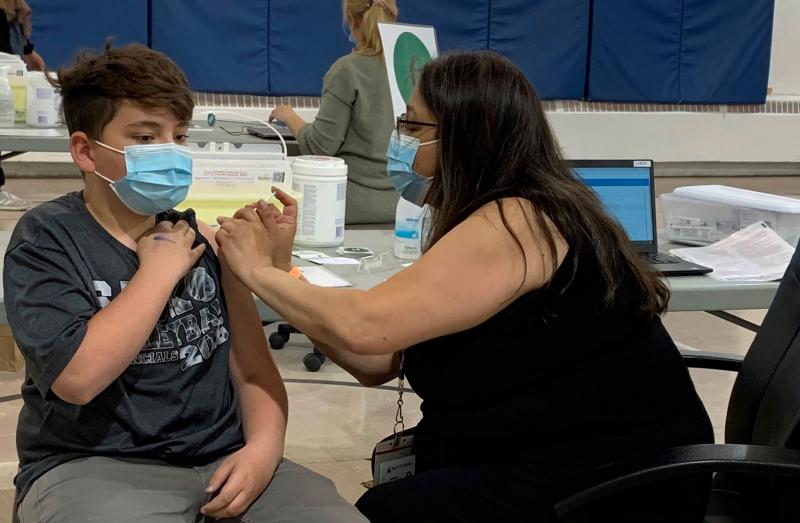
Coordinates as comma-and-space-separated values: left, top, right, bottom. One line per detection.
462, 197, 569, 289
329, 52, 383, 75
473, 197, 558, 241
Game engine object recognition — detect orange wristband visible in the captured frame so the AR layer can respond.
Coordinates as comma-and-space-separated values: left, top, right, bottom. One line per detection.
289, 266, 303, 279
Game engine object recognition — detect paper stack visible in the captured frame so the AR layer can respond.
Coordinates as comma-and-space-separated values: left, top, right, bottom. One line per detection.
670, 222, 795, 282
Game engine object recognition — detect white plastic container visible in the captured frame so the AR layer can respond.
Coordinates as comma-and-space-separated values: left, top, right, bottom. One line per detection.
0, 53, 27, 123
291, 155, 348, 247
394, 197, 429, 260
9, 74, 25, 123
46, 71, 62, 125
661, 185, 800, 247
26, 71, 58, 127
178, 141, 294, 225
0, 66, 14, 128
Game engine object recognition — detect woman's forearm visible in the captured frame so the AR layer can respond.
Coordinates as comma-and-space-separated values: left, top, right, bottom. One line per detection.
308, 336, 400, 386
244, 266, 385, 355
286, 113, 307, 139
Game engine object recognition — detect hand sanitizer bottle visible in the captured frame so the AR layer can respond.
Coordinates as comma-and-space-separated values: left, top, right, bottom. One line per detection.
394, 196, 429, 260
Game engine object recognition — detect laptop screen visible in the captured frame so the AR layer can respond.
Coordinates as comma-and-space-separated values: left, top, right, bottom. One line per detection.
570, 161, 655, 245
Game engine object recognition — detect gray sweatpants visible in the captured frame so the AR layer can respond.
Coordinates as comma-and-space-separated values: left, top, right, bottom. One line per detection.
17, 455, 367, 523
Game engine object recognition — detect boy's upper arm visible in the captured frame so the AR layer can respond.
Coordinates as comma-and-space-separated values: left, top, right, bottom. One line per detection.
197, 220, 219, 254
4, 240, 96, 397
197, 221, 276, 379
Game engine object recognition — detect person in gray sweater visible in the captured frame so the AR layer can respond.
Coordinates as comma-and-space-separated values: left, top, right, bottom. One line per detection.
271, 0, 399, 225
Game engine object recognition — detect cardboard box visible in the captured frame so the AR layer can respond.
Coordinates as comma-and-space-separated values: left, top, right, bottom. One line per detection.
0, 325, 24, 372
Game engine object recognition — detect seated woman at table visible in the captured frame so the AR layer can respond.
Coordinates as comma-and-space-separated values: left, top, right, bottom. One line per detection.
217, 51, 714, 522
270, 0, 398, 225
0, 0, 46, 211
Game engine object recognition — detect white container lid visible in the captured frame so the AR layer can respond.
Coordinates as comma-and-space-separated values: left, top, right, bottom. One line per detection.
673, 185, 800, 214
291, 155, 347, 177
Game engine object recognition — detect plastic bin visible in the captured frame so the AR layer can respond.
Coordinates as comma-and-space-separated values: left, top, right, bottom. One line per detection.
661, 186, 800, 247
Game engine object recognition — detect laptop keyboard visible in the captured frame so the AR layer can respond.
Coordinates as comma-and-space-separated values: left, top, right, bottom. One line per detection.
641, 252, 682, 265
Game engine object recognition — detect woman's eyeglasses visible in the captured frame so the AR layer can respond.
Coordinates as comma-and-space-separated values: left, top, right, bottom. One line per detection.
396, 113, 437, 137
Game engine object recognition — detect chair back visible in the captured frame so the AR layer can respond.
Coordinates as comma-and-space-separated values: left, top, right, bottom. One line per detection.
726, 239, 800, 448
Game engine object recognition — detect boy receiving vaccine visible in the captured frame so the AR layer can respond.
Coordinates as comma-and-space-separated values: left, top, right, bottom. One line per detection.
5, 43, 364, 523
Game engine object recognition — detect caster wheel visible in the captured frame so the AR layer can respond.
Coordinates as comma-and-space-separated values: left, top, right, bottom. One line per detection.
303, 353, 324, 372
277, 324, 293, 335
269, 332, 288, 350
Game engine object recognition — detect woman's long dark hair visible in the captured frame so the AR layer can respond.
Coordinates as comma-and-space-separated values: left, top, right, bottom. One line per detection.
419, 51, 669, 315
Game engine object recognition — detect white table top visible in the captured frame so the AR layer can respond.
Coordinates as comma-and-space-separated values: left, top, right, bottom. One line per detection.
0, 228, 781, 325
0, 122, 297, 154
254, 229, 780, 320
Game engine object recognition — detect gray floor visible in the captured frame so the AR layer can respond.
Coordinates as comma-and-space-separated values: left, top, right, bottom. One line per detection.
0, 175, 794, 522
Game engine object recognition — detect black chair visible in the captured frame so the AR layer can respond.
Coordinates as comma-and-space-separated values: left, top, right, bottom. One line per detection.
555, 239, 800, 522
265, 322, 327, 372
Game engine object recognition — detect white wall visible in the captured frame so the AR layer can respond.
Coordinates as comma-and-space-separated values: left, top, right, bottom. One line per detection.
547, 111, 800, 163
768, 0, 800, 96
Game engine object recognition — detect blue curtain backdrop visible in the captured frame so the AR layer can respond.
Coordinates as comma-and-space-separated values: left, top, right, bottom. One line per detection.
588, 0, 774, 103
28, 0, 147, 67
26, 0, 774, 103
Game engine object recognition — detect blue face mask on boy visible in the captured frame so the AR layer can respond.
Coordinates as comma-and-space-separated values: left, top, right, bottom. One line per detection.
94, 141, 193, 215
386, 130, 438, 207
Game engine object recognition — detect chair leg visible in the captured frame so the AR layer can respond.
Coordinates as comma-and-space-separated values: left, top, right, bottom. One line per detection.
268, 323, 294, 350
267, 324, 326, 372
303, 347, 326, 372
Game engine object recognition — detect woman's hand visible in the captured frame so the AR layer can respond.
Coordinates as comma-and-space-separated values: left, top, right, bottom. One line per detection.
216, 188, 298, 283
270, 105, 307, 137
270, 104, 297, 125
216, 208, 274, 285
23, 51, 45, 71
255, 187, 298, 272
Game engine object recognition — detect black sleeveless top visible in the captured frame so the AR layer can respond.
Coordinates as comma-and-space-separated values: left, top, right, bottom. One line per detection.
404, 243, 713, 471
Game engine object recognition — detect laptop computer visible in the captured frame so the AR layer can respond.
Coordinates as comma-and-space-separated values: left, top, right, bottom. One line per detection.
246, 121, 295, 140
568, 160, 712, 276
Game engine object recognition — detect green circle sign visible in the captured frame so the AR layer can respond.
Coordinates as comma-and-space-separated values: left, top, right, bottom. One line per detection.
393, 32, 432, 104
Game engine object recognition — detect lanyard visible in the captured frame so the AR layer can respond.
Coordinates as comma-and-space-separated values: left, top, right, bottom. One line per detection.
393, 351, 406, 443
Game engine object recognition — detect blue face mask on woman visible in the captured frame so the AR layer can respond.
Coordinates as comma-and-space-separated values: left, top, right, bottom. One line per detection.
94, 141, 193, 215
386, 130, 438, 207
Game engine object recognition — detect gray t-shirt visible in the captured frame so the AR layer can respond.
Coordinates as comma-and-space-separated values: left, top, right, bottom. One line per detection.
297, 52, 399, 224
5, 192, 243, 508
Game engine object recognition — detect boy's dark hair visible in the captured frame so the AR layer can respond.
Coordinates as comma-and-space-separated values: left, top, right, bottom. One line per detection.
49, 42, 194, 139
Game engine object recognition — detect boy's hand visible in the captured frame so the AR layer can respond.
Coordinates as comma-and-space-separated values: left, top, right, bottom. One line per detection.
137, 220, 206, 282
200, 446, 278, 519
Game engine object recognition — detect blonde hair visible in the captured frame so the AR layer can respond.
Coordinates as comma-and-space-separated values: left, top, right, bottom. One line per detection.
343, 0, 398, 57
0, 0, 32, 38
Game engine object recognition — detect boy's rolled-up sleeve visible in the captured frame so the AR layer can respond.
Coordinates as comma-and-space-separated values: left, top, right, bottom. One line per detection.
4, 241, 96, 398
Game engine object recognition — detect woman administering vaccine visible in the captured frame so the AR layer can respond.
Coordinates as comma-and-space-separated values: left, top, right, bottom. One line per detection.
270, 0, 398, 225
218, 52, 713, 521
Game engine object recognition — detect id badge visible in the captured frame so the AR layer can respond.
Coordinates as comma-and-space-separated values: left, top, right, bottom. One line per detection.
373, 433, 416, 485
